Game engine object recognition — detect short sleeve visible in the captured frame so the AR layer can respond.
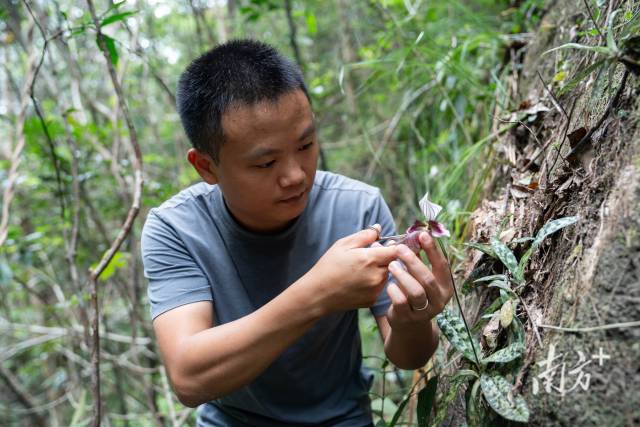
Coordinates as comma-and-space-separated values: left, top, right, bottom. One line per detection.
140, 209, 213, 320
369, 192, 396, 317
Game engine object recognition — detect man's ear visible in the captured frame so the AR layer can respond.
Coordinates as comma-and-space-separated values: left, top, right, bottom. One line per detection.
187, 148, 219, 185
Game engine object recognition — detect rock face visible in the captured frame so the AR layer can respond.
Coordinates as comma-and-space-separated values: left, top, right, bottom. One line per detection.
455, 0, 640, 425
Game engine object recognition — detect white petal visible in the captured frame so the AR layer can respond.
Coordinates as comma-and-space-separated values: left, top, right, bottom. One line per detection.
419, 192, 442, 221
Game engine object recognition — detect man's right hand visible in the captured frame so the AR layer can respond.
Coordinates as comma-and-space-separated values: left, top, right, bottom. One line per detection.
307, 224, 399, 314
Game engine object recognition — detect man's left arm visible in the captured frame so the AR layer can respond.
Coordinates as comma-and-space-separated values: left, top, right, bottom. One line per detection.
375, 231, 454, 370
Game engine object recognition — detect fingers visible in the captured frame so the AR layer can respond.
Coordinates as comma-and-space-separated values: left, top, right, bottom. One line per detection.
366, 245, 400, 266
389, 260, 429, 310
386, 282, 412, 318
344, 224, 381, 248
396, 243, 438, 290
418, 232, 453, 290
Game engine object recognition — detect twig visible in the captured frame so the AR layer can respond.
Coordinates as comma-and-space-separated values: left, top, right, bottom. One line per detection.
85, 0, 145, 424
536, 70, 568, 121
564, 69, 630, 161
0, 364, 46, 425
515, 295, 543, 347
22, 2, 67, 222
537, 320, 640, 332
545, 97, 578, 181
583, 0, 604, 40
0, 37, 37, 247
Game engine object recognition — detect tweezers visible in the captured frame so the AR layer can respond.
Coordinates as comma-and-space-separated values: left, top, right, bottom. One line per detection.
375, 233, 407, 244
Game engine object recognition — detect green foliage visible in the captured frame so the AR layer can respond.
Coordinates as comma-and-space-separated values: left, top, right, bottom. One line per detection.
481, 342, 524, 364
490, 238, 520, 281
480, 373, 530, 423
517, 216, 578, 278
466, 378, 486, 427
436, 307, 481, 364
417, 375, 438, 427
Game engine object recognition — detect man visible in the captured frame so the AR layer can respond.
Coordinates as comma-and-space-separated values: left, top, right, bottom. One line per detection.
141, 39, 453, 427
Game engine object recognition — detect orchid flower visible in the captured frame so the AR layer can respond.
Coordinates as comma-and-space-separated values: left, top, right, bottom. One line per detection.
380, 193, 450, 254
418, 192, 451, 238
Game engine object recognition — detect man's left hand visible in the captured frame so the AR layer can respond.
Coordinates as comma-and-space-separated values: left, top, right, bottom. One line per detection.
383, 231, 454, 329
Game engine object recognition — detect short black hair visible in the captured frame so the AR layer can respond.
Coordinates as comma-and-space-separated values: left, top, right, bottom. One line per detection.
176, 39, 310, 163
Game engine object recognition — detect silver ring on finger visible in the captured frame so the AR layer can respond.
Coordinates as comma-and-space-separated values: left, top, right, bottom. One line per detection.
411, 299, 429, 311
366, 225, 381, 240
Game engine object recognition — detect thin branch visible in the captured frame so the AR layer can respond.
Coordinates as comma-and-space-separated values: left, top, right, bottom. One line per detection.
536, 70, 568, 121
583, 0, 604, 40
85, 1, 146, 424
23, 1, 67, 221
0, 19, 37, 247
0, 363, 46, 425
284, 0, 303, 73
537, 320, 640, 332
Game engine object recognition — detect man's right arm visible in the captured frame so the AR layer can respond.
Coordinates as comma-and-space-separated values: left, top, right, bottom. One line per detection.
153, 225, 399, 407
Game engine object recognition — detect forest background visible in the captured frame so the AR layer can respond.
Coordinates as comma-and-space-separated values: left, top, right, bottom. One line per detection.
1, 0, 639, 426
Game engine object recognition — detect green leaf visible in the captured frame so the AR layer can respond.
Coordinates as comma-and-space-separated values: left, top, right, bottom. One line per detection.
532, 216, 578, 247
481, 342, 524, 364
473, 274, 506, 283
490, 238, 519, 279
466, 378, 484, 427
69, 389, 87, 427
606, 10, 621, 53
465, 242, 496, 258
543, 43, 613, 56
517, 216, 578, 277
91, 251, 128, 281
96, 34, 119, 67
487, 280, 516, 296
509, 317, 525, 347
436, 308, 481, 364
388, 393, 411, 427
417, 375, 438, 427
305, 12, 317, 36
557, 59, 607, 96
101, 11, 137, 27
480, 373, 529, 423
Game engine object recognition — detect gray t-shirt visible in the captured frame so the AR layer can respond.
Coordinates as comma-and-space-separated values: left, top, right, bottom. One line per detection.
141, 171, 396, 426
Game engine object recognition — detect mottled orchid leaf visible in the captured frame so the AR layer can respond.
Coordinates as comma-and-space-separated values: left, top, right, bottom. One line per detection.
517, 216, 578, 279
481, 342, 524, 364
532, 216, 578, 247
473, 274, 507, 283
465, 242, 496, 258
490, 238, 519, 281
417, 375, 438, 427
436, 308, 481, 364
466, 378, 485, 427
480, 373, 530, 423
509, 316, 525, 347
487, 280, 515, 295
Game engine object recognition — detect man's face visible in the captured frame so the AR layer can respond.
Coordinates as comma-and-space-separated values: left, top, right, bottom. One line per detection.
190, 89, 319, 233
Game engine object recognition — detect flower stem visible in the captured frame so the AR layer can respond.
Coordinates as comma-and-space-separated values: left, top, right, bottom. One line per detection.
436, 239, 482, 367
